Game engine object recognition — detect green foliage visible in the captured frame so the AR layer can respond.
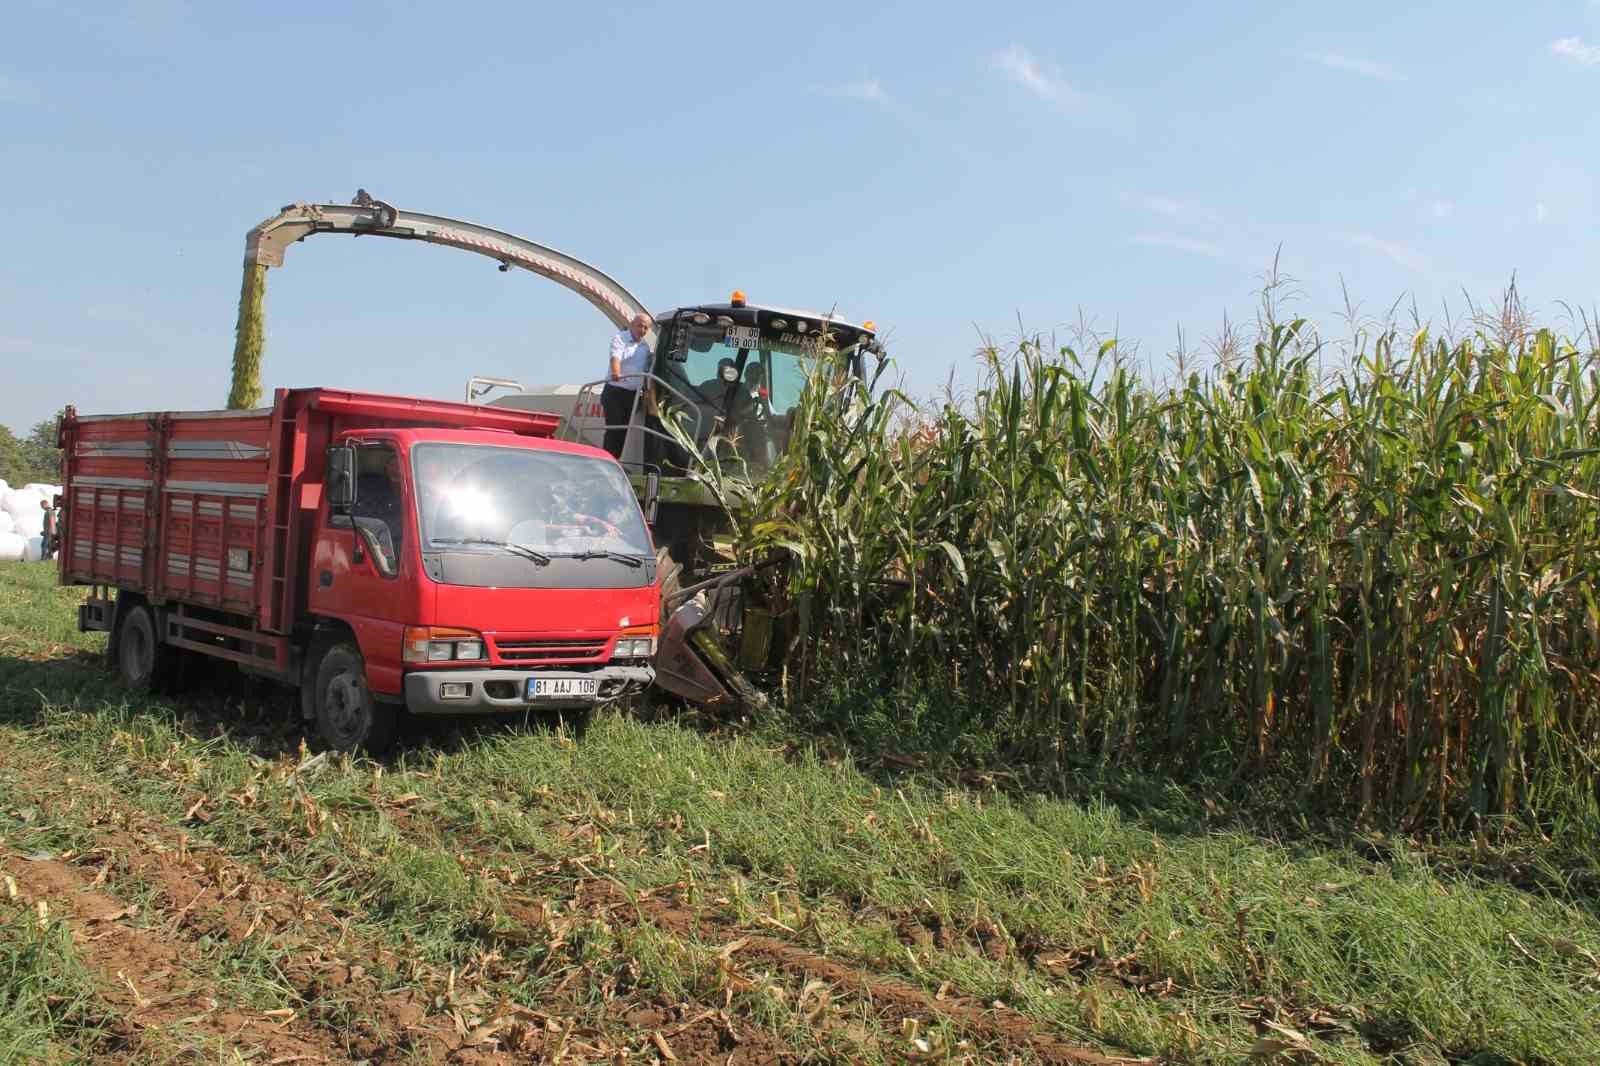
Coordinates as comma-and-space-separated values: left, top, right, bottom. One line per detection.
0, 413, 62, 487
693, 307, 1600, 833
0, 425, 22, 486
0, 904, 111, 1059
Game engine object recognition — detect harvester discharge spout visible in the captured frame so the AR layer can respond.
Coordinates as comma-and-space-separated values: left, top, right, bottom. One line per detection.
226, 189, 650, 409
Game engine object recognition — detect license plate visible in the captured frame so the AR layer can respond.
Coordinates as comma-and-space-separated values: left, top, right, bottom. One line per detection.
526, 676, 597, 700
725, 326, 761, 349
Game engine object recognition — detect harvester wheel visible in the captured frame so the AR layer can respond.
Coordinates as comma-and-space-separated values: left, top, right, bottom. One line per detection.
312, 642, 397, 754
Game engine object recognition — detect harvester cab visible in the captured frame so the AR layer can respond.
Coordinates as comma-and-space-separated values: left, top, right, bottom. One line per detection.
652, 297, 881, 471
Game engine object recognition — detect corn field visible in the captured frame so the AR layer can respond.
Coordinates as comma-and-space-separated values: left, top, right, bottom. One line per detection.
701, 309, 1600, 829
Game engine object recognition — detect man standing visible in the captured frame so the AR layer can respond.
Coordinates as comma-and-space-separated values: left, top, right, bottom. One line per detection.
39, 498, 56, 560
601, 312, 653, 459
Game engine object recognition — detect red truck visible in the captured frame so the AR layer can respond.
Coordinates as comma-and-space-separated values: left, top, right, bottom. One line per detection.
57, 387, 661, 751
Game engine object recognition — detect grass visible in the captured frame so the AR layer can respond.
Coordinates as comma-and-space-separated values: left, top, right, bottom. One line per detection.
4, 559, 1600, 1062
0, 902, 115, 1062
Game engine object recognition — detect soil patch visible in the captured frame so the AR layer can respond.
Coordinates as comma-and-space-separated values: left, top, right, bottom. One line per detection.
2, 847, 350, 1063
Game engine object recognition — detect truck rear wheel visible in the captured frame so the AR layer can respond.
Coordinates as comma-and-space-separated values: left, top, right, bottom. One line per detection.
313, 643, 397, 754
116, 602, 171, 694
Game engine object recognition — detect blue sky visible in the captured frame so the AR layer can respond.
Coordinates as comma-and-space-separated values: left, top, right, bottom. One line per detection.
3, 0, 1598, 434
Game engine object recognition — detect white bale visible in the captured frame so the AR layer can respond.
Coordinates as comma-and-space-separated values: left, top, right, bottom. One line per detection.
0, 532, 24, 562
2, 489, 38, 517
20, 536, 45, 563
21, 484, 62, 505
0, 511, 12, 535
2, 491, 45, 539
0, 478, 8, 494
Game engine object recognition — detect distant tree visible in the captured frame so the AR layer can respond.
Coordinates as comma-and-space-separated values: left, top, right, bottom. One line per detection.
0, 411, 64, 486
21, 414, 62, 483
0, 425, 23, 486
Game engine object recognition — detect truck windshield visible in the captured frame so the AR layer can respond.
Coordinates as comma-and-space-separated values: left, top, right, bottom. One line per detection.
410, 444, 651, 559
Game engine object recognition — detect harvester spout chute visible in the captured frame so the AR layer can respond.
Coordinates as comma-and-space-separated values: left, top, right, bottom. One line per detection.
227, 190, 652, 408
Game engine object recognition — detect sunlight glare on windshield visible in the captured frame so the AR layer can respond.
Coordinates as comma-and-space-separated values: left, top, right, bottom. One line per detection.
444, 485, 495, 523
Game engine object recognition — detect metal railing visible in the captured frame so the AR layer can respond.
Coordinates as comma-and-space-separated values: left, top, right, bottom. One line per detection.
564, 373, 711, 461
464, 376, 525, 403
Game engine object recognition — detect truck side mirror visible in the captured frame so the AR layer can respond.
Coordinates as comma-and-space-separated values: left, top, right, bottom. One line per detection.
643, 469, 660, 525
326, 446, 356, 513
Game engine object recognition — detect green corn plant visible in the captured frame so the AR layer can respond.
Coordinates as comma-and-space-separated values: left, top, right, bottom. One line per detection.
674, 303, 1600, 833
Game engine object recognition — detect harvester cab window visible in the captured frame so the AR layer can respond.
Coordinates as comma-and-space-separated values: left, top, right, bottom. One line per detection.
654, 319, 860, 474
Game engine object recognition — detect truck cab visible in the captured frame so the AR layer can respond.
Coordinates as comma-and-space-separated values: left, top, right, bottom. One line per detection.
310, 427, 659, 748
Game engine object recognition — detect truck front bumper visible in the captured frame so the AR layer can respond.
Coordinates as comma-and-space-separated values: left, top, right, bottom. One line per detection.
403, 665, 654, 716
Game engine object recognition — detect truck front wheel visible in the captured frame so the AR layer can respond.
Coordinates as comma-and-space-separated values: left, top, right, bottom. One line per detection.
313, 643, 397, 754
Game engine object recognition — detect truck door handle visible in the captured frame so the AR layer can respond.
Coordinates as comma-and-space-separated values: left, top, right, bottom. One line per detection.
319, 570, 333, 588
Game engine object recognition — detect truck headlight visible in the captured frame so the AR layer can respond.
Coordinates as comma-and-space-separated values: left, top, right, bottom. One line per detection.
404, 626, 488, 664
613, 635, 657, 660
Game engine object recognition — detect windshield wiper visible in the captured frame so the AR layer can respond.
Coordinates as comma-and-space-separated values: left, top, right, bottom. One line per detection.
429, 538, 551, 565
554, 549, 645, 568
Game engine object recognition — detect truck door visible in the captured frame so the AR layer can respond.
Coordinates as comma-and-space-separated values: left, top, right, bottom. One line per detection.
310, 442, 413, 696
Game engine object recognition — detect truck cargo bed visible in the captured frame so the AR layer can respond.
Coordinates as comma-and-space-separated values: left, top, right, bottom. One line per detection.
62, 407, 272, 614
59, 388, 561, 637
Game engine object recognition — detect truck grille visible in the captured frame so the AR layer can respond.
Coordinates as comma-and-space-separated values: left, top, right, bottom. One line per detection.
493, 638, 608, 664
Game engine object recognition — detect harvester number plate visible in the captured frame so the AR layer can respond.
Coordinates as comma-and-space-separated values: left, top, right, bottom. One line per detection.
527, 677, 596, 700
725, 326, 761, 349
